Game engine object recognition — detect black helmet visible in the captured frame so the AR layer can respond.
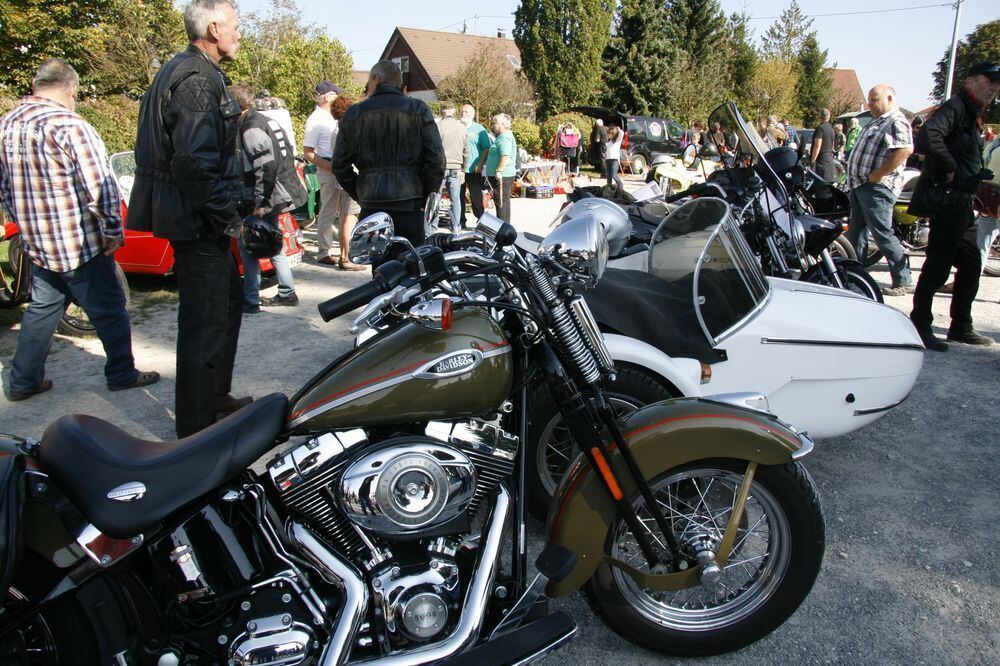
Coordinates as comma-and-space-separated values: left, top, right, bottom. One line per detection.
762, 146, 803, 188
242, 215, 283, 259
700, 141, 720, 159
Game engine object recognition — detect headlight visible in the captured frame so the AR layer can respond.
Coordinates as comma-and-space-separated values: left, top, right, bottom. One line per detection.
537, 214, 609, 282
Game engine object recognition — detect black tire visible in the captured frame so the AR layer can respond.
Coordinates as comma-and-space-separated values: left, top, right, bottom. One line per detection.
630, 155, 647, 175
984, 231, 1000, 277
862, 231, 884, 267
56, 261, 131, 337
1, 234, 32, 304
841, 263, 884, 303
526, 365, 679, 521
585, 460, 825, 657
827, 236, 857, 261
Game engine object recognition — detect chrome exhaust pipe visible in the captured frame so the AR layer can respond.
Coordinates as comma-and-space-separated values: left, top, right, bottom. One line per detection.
289, 522, 369, 666
357, 485, 511, 665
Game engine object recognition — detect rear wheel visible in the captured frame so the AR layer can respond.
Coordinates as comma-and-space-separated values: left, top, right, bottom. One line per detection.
56, 261, 131, 337
585, 460, 825, 657
630, 155, 647, 175
527, 366, 678, 520
984, 231, 1000, 277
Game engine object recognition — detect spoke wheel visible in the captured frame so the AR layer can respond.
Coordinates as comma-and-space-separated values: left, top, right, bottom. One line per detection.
586, 460, 825, 657
526, 366, 678, 520
55, 261, 130, 337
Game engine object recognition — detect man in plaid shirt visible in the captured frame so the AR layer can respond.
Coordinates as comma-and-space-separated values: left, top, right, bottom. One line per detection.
845, 84, 914, 296
0, 59, 159, 401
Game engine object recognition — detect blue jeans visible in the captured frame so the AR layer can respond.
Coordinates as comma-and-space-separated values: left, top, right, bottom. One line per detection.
440, 169, 463, 233
11, 252, 136, 392
605, 159, 624, 190
238, 214, 295, 304
847, 183, 911, 287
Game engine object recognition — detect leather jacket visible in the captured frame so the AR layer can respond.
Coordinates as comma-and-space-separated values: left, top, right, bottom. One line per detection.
129, 45, 248, 241
909, 88, 984, 217
331, 84, 445, 211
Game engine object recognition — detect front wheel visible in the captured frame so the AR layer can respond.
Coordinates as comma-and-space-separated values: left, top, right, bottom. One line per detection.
630, 155, 647, 175
984, 231, 1000, 277
586, 460, 825, 657
827, 236, 857, 261
840, 263, 884, 303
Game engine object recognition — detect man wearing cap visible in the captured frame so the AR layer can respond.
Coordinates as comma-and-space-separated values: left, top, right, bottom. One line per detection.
303, 80, 343, 265
332, 60, 445, 248
909, 61, 1000, 350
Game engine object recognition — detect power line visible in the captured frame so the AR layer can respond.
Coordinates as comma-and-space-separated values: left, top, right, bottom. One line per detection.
746, 2, 953, 20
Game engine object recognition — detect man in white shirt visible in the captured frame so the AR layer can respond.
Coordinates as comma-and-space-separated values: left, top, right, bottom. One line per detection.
302, 80, 342, 265
258, 89, 296, 151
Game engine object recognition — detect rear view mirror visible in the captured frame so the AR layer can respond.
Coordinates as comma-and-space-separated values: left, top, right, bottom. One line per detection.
682, 144, 698, 168
349, 213, 394, 265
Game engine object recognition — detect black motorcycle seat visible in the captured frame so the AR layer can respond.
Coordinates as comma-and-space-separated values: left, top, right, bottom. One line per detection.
38, 393, 288, 539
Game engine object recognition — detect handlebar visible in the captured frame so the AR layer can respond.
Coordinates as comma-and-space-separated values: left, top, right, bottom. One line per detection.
317, 280, 386, 323
663, 181, 713, 203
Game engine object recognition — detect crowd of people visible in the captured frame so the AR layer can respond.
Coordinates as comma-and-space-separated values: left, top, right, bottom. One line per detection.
1, 0, 997, 440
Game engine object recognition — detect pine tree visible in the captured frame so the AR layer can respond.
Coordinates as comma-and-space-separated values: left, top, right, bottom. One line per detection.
602, 0, 674, 116
660, 0, 730, 123
726, 12, 757, 113
761, 0, 814, 62
796, 33, 831, 127
513, 0, 614, 119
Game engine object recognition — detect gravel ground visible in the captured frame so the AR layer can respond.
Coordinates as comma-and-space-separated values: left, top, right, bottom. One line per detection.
2, 174, 998, 664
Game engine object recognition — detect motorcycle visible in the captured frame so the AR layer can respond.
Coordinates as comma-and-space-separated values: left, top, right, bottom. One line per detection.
518, 196, 923, 509
1, 209, 131, 337
861, 168, 929, 268
1, 210, 826, 661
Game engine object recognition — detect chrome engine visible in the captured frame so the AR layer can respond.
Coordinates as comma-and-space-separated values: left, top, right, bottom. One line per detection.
268, 415, 518, 651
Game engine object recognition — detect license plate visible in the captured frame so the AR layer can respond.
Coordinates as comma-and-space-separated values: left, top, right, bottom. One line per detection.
288, 251, 303, 268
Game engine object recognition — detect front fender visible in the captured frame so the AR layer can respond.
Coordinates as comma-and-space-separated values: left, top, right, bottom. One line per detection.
603, 334, 703, 397
544, 397, 810, 597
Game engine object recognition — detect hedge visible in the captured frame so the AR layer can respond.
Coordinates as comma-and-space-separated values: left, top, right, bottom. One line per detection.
1, 91, 140, 155
511, 118, 542, 156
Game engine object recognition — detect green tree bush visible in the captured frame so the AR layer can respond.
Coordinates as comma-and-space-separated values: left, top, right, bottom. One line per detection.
511, 118, 542, 156
931, 19, 999, 122
538, 112, 592, 158
514, 0, 613, 119
796, 34, 831, 127
602, 0, 673, 116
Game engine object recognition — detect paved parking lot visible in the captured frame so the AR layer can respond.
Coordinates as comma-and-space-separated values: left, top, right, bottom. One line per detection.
2, 177, 998, 664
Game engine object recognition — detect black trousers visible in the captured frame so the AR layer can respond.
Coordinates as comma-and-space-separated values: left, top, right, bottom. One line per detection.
460, 172, 486, 226
910, 193, 980, 333
488, 176, 515, 223
170, 237, 243, 438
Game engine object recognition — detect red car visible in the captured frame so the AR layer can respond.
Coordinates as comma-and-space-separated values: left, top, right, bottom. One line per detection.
110, 151, 304, 275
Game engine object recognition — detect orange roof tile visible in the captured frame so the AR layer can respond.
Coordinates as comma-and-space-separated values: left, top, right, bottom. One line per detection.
829, 68, 867, 111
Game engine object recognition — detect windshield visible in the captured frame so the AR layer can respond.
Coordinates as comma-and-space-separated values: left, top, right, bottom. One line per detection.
706, 102, 788, 201
109, 151, 136, 202
649, 198, 769, 344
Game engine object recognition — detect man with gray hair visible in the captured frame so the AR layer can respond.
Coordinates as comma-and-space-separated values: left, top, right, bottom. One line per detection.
0, 59, 159, 400
845, 84, 914, 296
332, 60, 445, 248
437, 101, 469, 233
130, 0, 251, 437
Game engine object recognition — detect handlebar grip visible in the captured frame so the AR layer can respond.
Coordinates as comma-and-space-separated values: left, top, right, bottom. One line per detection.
664, 182, 710, 204
317, 279, 384, 322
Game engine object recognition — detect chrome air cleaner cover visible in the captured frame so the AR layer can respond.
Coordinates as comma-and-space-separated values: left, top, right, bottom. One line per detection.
339, 439, 477, 536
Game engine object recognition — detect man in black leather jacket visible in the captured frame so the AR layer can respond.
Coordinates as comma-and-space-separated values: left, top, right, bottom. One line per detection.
909, 61, 1000, 351
332, 60, 445, 248
129, 0, 251, 437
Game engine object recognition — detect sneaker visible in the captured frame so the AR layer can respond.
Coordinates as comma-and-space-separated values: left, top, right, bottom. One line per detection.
914, 327, 948, 352
243, 303, 261, 314
261, 293, 299, 307
946, 328, 994, 345
881, 282, 915, 297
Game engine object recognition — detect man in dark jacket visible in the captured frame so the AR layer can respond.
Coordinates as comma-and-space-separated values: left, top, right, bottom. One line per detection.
129, 0, 251, 437
908, 61, 1000, 351
332, 60, 445, 248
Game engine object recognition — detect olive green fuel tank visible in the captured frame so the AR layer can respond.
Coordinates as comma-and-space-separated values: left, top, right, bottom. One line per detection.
287, 307, 513, 432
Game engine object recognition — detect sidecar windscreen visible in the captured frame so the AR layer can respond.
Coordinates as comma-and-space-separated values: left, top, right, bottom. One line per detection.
650, 198, 769, 344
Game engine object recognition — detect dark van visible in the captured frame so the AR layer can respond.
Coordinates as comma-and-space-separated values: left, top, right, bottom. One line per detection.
571, 106, 686, 174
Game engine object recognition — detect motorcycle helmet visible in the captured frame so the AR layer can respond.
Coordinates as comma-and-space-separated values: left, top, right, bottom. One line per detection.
700, 141, 720, 159
763, 146, 803, 190
555, 198, 632, 257
242, 214, 283, 259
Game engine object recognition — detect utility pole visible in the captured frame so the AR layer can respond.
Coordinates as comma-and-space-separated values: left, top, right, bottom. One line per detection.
943, 0, 963, 100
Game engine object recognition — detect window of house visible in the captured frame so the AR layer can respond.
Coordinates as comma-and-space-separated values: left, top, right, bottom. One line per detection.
506, 55, 521, 69
392, 56, 410, 73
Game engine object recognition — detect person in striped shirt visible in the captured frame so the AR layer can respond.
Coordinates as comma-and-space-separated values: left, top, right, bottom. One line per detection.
0, 59, 159, 401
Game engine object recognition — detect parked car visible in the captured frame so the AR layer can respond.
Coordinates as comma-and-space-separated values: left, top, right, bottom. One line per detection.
571, 106, 686, 175
109, 151, 304, 276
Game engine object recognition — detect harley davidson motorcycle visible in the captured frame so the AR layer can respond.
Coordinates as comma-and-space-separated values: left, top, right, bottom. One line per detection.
0, 213, 825, 662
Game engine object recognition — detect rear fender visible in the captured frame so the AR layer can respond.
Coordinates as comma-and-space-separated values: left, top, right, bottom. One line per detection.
544, 397, 809, 597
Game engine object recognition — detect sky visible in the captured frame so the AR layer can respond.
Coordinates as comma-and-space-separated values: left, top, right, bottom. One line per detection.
233, 0, 998, 112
